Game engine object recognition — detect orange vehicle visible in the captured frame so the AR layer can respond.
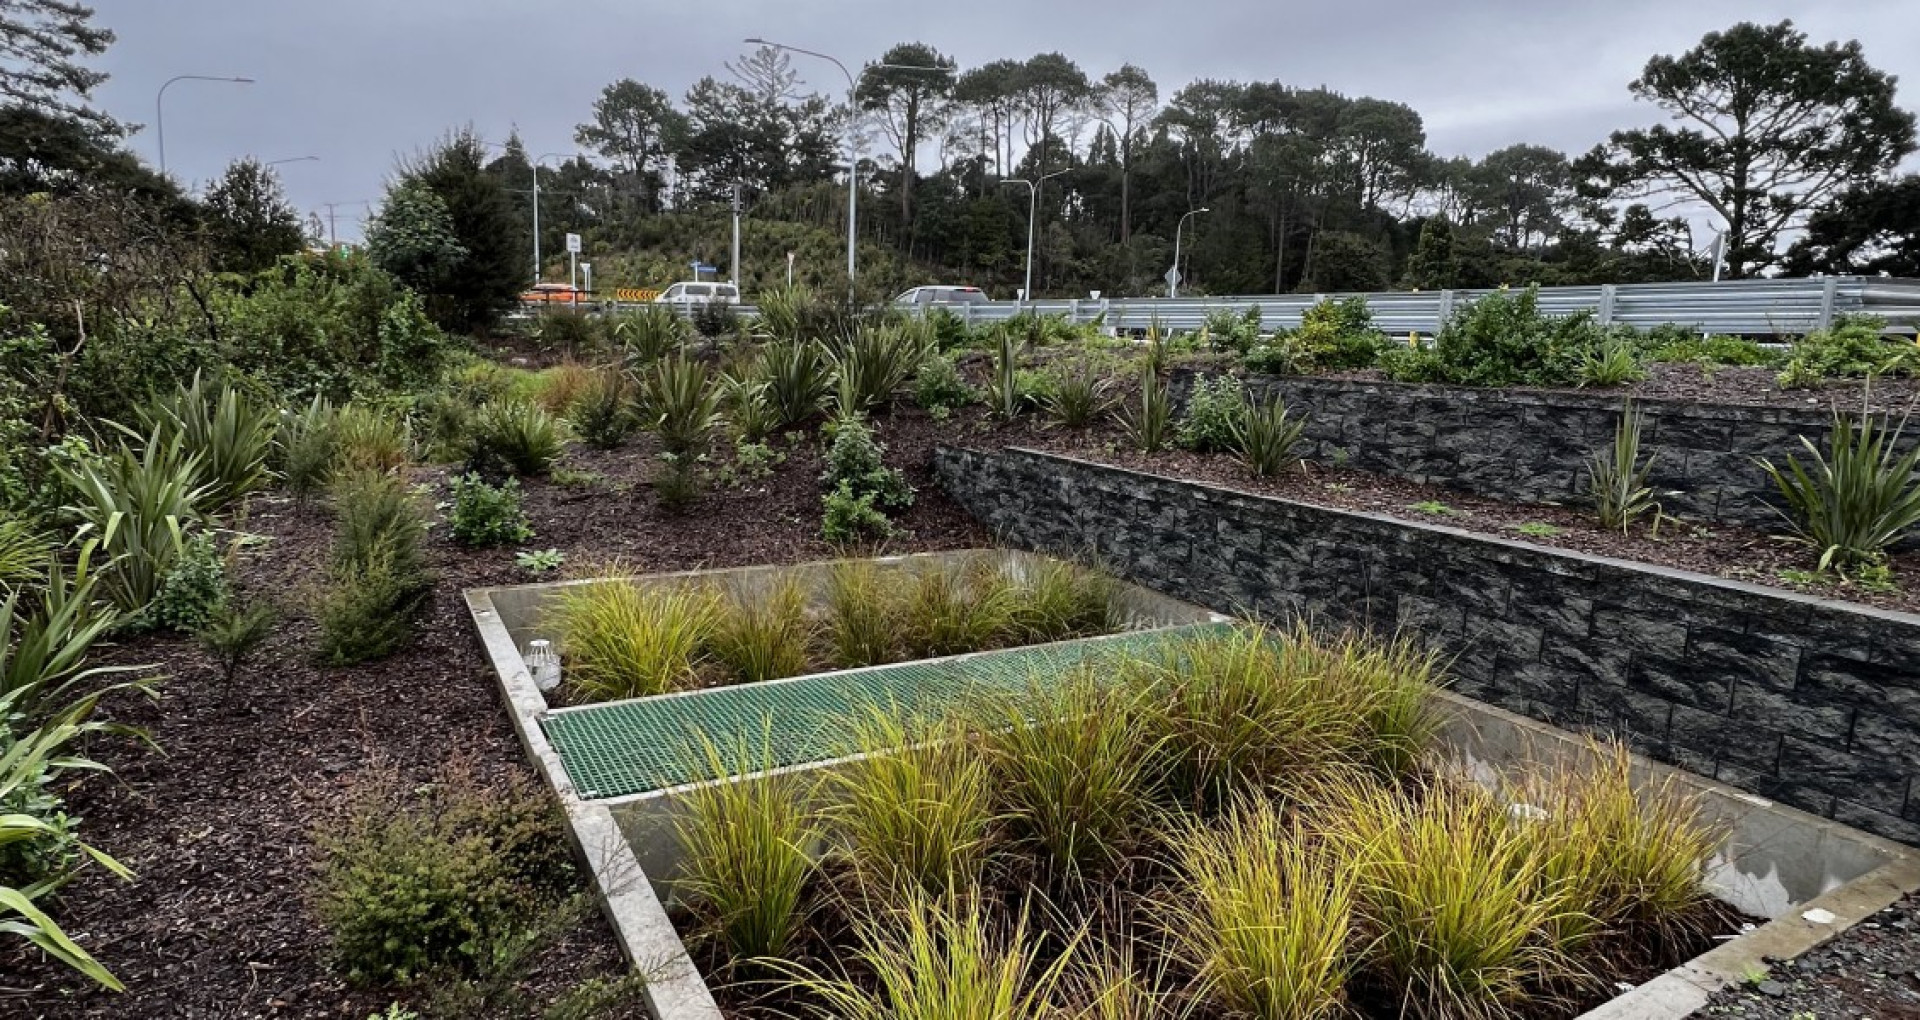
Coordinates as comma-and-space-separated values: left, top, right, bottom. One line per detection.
519, 282, 589, 306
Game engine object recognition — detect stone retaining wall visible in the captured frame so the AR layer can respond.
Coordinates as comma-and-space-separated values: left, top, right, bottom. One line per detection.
1169, 372, 1916, 529
933, 444, 1920, 845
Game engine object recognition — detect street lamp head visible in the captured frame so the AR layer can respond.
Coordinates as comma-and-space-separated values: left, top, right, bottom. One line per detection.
1198, 207, 1211, 214
744, 37, 768, 45
232, 77, 256, 84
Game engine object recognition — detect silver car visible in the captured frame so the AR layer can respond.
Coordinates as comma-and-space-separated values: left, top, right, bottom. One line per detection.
895, 285, 988, 307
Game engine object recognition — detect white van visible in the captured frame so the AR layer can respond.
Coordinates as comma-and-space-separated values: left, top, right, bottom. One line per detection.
654, 281, 741, 306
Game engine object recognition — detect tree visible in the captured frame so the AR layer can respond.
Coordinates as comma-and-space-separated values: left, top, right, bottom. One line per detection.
574, 78, 683, 210
1404, 217, 1457, 290
1469, 145, 1571, 251
202, 158, 305, 273
366, 179, 467, 293
1581, 20, 1916, 278
1096, 64, 1158, 242
0, 0, 117, 136
395, 130, 528, 331
0, 104, 186, 216
856, 42, 956, 233
954, 59, 1024, 181
1015, 53, 1092, 176
1785, 176, 1920, 278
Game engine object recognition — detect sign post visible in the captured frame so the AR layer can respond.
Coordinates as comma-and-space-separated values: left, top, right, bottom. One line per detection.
565, 232, 582, 290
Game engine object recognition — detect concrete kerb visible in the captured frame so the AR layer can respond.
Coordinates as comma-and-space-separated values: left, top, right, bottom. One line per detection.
468, 554, 1920, 1020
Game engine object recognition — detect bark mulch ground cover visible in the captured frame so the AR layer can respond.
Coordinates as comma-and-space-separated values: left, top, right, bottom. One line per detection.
0, 426, 986, 1020
6, 393, 1910, 1019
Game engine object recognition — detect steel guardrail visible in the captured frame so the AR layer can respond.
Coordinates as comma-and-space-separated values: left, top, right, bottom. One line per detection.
543, 277, 1920, 337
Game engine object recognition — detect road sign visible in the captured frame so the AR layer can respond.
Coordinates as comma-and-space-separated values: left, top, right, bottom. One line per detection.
565, 233, 582, 254
1163, 266, 1181, 287
691, 261, 717, 273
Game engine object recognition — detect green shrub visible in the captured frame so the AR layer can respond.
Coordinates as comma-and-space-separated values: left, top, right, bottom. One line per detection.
448, 474, 533, 548
755, 285, 834, 345
987, 330, 1026, 420
534, 310, 603, 356
312, 763, 574, 986
639, 354, 722, 457
196, 601, 275, 684
692, 301, 739, 340
568, 368, 634, 451
1778, 316, 1912, 389
1257, 296, 1387, 373
60, 428, 207, 613
150, 530, 229, 633
822, 482, 892, 543
0, 515, 50, 594
414, 390, 475, 463
1761, 410, 1920, 572
138, 374, 278, 515
913, 355, 975, 414
758, 341, 831, 429
1386, 285, 1604, 387
653, 452, 704, 514
467, 400, 564, 477
317, 470, 430, 665
924, 305, 977, 351
1177, 375, 1245, 453
821, 417, 913, 514
1637, 327, 1779, 368
609, 304, 689, 363
1202, 305, 1262, 354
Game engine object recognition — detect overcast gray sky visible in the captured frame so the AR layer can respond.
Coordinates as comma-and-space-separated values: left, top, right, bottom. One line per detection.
88, 0, 1920, 240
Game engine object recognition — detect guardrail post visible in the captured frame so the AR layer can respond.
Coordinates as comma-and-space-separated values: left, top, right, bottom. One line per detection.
1818, 276, 1840, 329
1068, 298, 1080, 325
1438, 289, 1456, 329
1598, 284, 1617, 326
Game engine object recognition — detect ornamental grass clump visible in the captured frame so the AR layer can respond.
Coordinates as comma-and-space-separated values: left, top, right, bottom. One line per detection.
897, 559, 1018, 659
826, 712, 996, 902
1590, 400, 1659, 534
553, 580, 720, 701
706, 577, 814, 685
674, 736, 819, 966
1162, 799, 1358, 1020
823, 560, 903, 668
1326, 776, 1579, 1020
977, 675, 1160, 885
1229, 392, 1309, 478
775, 892, 1075, 1020
1009, 557, 1119, 643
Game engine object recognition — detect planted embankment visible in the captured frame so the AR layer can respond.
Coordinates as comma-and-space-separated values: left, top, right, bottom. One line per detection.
933, 445, 1920, 845
1169, 371, 1920, 530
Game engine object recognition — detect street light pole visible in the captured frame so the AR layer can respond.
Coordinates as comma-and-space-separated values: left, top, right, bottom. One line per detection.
1000, 169, 1067, 304
1170, 207, 1210, 299
745, 38, 953, 298
533, 152, 576, 285
156, 74, 254, 176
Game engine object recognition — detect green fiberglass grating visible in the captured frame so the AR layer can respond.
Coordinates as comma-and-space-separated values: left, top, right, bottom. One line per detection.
541, 623, 1230, 800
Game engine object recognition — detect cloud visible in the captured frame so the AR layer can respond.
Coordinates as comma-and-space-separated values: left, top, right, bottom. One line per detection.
84, 0, 1920, 238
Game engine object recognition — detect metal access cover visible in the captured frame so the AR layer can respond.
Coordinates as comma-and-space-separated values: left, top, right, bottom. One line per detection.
541, 623, 1229, 800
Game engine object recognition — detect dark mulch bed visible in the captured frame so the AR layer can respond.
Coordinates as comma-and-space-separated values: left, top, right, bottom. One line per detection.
5, 391, 1907, 1017
0, 427, 987, 1019
1319, 362, 1920, 416
1690, 891, 1920, 1019
901, 405, 1920, 615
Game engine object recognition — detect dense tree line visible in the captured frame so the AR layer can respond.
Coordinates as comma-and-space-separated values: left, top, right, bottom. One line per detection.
481, 22, 1918, 298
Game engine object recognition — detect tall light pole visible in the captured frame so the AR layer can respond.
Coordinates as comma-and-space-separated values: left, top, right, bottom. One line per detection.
156, 74, 253, 176
532, 152, 578, 285
1170, 207, 1210, 299
1000, 169, 1068, 303
745, 38, 951, 296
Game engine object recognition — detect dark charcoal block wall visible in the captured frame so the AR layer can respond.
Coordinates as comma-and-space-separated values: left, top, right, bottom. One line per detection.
934, 445, 1920, 846
1168, 372, 1918, 529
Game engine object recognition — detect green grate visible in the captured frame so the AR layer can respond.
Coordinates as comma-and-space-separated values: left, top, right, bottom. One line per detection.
541, 623, 1230, 800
